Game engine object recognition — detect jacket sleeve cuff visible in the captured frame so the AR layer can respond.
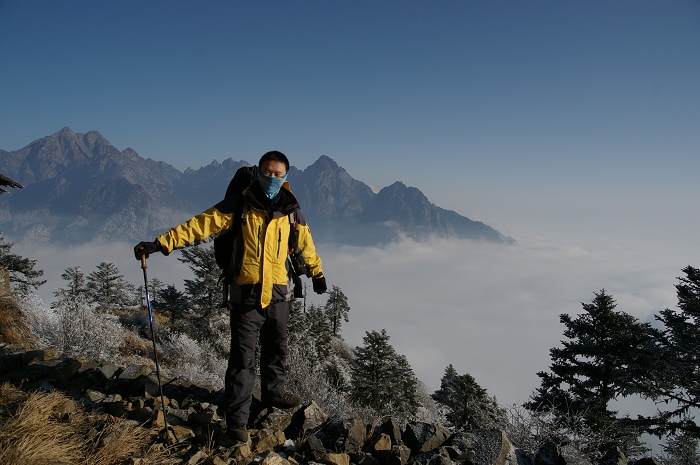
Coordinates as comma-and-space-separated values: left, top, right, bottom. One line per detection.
155, 238, 170, 256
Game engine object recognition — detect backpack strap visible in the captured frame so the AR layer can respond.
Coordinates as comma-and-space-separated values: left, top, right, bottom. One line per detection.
218, 197, 250, 308
240, 200, 250, 225
287, 209, 311, 279
287, 210, 298, 252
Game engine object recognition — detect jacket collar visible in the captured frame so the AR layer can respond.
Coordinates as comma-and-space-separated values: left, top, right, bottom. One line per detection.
245, 180, 299, 216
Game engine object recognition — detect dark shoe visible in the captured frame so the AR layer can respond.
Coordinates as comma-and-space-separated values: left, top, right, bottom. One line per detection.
226, 424, 250, 443
264, 393, 302, 409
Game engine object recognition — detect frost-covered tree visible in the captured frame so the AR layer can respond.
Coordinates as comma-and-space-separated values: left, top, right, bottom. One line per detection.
433, 364, 506, 430
286, 338, 357, 420
0, 231, 45, 295
86, 262, 135, 310
525, 289, 651, 452
643, 266, 700, 436
351, 329, 420, 420
149, 277, 164, 298
660, 429, 700, 465
288, 298, 306, 343
323, 350, 352, 392
283, 297, 356, 418
307, 304, 333, 359
178, 245, 221, 313
52, 266, 88, 308
48, 294, 123, 361
288, 302, 333, 363
324, 285, 349, 337
289, 296, 356, 401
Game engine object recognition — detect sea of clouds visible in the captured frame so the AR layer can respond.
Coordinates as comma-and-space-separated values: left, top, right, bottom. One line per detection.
15, 229, 692, 415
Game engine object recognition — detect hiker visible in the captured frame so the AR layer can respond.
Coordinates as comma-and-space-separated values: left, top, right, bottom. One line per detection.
134, 151, 327, 442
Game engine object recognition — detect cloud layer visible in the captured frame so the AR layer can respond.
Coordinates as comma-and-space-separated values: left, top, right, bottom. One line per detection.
16, 231, 690, 409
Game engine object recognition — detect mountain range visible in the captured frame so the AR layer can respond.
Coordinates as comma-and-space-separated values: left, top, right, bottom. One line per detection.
0, 127, 514, 246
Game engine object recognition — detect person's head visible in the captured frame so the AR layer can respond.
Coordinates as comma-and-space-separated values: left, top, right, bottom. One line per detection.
258, 151, 289, 199
258, 151, 289, 176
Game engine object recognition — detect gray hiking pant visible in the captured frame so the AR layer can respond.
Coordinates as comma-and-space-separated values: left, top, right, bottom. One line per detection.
224, 300, 289, 426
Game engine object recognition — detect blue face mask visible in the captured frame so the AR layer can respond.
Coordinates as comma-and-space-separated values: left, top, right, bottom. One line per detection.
258, 172, 288, 199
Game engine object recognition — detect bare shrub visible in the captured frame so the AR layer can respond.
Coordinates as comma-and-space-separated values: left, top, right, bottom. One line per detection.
505, 401, 648, 462
503, 403, 547, 454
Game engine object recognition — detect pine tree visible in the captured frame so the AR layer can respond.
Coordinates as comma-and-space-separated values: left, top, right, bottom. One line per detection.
324, 285, 350, 337
155, 284, 189, 323
661, 429, 700, 465
86, 262, 134, 310
644, 266, 700, 436
177, 245, 221, 313
149, 277, 164, 299
288, 298, 306, 344
351, 329, 420, 420
52, 266, 88, 308
525, 289, 651, 451
433, 364, 506, 430
0, 231, 46, 295
306, 303, 333, 359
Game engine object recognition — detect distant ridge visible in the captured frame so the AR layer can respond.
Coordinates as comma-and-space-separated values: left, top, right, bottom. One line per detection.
0, 128, 514, 246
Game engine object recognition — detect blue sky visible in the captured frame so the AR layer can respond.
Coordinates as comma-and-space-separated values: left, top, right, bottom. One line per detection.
3, 1, 700, 412
2, 1, 699, 237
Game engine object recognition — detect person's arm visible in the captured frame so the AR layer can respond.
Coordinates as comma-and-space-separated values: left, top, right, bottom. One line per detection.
296, 223, 322, 276
156, 204, 235, 253
294, 209, 326, 293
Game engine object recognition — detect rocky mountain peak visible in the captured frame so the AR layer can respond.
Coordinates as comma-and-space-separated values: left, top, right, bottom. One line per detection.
0, 128, 514, 246
303, 155, 341, 175
82, 129, 110, 146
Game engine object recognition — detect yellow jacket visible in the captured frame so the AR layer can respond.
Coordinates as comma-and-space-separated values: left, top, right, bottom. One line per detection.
154, 182, 323, 308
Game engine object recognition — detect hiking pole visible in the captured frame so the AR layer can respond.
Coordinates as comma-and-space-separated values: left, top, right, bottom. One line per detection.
140, 255, 171, 443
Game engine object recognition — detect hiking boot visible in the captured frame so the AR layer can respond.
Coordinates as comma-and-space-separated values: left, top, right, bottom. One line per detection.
264, 393, 302, 409
226, 424, 250, 443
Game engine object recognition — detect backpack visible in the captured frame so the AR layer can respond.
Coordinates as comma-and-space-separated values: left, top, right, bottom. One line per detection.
214, 165, 309, 307
213, 165, 258, 275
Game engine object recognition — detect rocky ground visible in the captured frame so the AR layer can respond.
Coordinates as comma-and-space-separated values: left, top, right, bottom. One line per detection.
0, 346, 660, 465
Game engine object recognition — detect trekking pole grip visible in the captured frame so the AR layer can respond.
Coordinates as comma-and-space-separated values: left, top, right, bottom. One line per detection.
141, 255, 147, 270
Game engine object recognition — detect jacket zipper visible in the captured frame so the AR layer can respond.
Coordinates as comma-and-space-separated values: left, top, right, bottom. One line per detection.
256, 225, 261, 257
277, 228, 282, 259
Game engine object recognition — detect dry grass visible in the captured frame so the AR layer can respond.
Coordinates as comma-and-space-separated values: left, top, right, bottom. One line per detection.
0, 297, 33, 347
0, 383, 181, 465
0, 383, 84, 464
120, 329, 153, 358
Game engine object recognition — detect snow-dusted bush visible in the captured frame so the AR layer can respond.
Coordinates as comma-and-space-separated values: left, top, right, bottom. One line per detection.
17, 293, 54, 348
202, 312, 231, 359
21, 293, 124, 362
157, 327, 226, 389
413, 381, 444, 424
286, 342, 356, 420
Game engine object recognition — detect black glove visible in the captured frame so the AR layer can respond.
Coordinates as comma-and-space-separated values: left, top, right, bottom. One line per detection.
134, 241, 160, 260
312, 273, 327, 294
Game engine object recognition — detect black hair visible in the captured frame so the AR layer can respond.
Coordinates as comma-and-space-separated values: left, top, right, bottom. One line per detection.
258, 151, 289, 171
